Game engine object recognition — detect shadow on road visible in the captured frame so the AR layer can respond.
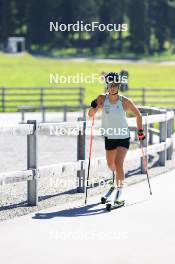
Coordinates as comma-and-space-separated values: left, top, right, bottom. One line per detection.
33, 202, 105, 219
32, 199, 148, 220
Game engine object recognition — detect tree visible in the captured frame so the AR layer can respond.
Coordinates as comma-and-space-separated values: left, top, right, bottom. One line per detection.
127, 0, 150, 53
98, 0, 127, 52
149, 0, 169, 52
167, 0, 175, 51
0, 0, 17, 46
26, 0, 53, 49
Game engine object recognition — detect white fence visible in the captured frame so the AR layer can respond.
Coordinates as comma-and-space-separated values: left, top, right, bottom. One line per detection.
0, 106, 174, 206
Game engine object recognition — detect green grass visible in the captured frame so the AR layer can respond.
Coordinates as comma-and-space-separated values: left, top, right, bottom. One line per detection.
34, 47, 175, 61
0, 52, 175, 108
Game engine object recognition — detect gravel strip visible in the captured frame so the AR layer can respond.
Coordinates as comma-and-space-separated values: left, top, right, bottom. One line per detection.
0, 131, 174, 222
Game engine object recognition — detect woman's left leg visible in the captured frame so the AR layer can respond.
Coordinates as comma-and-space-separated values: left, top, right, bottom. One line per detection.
114, 147, 128, 187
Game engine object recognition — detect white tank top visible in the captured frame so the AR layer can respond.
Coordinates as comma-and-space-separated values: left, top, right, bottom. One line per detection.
101, 94, 130, 139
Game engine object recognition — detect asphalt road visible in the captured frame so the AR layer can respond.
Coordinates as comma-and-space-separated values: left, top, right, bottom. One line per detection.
0, 169, 175, 264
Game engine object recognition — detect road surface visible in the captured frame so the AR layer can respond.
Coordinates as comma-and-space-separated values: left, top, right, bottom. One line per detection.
0, 169, 175, 264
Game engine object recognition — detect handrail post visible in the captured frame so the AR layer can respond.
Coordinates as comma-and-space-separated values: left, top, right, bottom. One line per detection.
167, 112, 173, 160
141, 113, 148, 174
149, 108, 154, 145
171, 116, 174, 154
159, 110, 167, 166
27, 120, 38, 205
149, 123, 154, 145
77, 117, 86, 193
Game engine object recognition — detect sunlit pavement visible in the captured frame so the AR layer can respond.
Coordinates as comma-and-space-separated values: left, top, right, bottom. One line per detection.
0, 169, 175, 264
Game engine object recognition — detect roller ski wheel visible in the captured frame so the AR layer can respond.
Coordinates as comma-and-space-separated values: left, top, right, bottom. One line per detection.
101, 186, 115, 204
106, 200, 125, 212
101, 197, 107, 204
106, 203, 112, 212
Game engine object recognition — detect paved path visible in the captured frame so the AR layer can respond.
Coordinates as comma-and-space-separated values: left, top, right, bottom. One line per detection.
0, 169, 175, 264
36, 55, 175, 65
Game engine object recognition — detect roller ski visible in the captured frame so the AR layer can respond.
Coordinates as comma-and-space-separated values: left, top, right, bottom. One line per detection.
101, 172, 115, 204
106, 187, 125, 212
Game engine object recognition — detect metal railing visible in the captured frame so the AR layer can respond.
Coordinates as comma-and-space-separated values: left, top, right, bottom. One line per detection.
17, 104, 90, 123
0, 107, 174, 206
123, 88, 175, 108
0, 87, 85, 112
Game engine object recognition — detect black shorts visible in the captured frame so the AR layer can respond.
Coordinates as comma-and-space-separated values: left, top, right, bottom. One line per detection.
104, 137, 130, 150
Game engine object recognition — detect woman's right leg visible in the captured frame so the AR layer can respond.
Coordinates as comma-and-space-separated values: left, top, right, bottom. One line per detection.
105, 149, 117, 172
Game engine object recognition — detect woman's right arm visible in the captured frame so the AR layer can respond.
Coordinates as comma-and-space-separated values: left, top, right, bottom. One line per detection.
88, 95, 105, 117
88, 107, 98, 117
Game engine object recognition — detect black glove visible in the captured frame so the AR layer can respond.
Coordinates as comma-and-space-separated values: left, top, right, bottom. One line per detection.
91, 99, 98, 108
138, 129, 146, 141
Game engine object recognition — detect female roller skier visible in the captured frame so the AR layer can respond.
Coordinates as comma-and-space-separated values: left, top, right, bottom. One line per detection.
88, 72, 145, 204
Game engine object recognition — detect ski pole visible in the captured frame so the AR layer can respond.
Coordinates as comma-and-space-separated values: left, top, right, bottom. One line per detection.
139, 139, 152, 195
112, 171, 115, 185
85, 112, 95, 205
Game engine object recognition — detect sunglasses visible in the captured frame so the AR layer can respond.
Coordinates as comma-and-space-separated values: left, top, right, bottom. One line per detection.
107, 83, 119, 89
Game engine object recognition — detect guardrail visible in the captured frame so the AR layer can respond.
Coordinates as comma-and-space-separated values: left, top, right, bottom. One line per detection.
17, 88, 175, 123
0, 87, 84, 112
0, 107, 174, 206
17, 104, 89, 123
123, 88, 175, 108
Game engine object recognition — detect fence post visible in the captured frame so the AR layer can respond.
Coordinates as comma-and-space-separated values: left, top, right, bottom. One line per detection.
142, 88, 146, 106
42, 107, 46, 122
63, 105, 67, 122
159, 110, 167, 166
167, 113, 173, 160
83, 105, 86, 120
21, 109, 25, 123
171, 116, 174, 150
141, 113, 148, 174
2, 87, 5, 112
27, 120, 38, 206
149, 123, 154, 145
79, 87, 84, 106
77, 117, 86, 193
40, 87, 44, 106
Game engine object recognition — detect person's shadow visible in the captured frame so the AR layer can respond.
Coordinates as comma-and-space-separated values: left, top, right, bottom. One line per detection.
32, 199, 147, 220
32, 202, 106, 220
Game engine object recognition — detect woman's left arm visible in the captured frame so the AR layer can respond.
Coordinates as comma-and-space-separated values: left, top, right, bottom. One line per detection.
123, 97, 143, 130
